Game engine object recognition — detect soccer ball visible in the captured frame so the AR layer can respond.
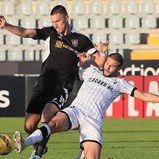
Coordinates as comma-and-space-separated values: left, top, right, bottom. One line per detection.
0, 134, 14, 155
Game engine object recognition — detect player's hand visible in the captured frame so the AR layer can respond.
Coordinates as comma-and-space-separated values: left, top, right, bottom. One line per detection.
77, 52, 89, 63
0, 15, 6, 28
94, 41, 109, 54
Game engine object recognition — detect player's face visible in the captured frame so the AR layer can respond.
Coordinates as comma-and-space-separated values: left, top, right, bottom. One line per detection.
51, 13, 69, 34
103, 57, 121, 77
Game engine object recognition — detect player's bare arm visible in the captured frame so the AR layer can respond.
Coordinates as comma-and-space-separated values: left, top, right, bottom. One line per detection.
93, 41, 109, 68
77, 42, 109, 68
0, 15, 37, 38
77, 52, 89, 67
94, 41, 109, 54
134, 89, 159, 103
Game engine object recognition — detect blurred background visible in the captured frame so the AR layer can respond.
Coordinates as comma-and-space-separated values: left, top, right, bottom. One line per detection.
0, 0, 159, 66
0, 0, 159, 117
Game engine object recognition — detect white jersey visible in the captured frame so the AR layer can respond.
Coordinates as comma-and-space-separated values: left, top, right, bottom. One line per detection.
71, 65, 135, 123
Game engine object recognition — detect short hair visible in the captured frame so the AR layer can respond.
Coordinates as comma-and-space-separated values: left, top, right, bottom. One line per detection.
50, 5, 68, 16
108, 53, 123, 67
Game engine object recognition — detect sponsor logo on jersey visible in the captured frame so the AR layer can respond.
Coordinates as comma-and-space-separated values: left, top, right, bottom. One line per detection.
88, 77, 114, 91
55, 40, 78, 53
55, 40, 63, 48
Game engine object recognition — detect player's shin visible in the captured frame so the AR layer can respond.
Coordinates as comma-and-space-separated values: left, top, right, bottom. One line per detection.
29, 124, 51, 158
35, 122, 51, 157
26, 125, 51, 147
35, 135, 50, 157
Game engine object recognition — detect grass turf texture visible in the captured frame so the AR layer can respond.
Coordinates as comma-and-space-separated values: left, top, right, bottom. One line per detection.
0, 118, 159, 159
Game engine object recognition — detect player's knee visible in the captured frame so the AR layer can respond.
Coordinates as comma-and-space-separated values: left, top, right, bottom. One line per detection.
48, 118, 66, 133
41, 110, 54, 122
45, 103, 59, 113
41, 104, 59, 122
49, 119, 59, 129
24, 124, 36, 134
24, 126, 32, 134
24, 113, 41, 134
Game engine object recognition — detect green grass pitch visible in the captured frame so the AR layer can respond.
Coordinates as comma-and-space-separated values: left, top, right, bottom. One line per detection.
1, 118, 159, 159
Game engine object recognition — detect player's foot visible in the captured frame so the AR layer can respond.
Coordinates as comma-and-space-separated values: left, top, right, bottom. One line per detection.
29, 150, 36, 159
29, 146, 48, 159
42, 146, 48, 155
13, 131, 25, 154
31, 155, 41, 159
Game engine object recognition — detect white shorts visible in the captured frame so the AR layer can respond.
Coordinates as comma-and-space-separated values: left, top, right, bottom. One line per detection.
61, 106, 102, 146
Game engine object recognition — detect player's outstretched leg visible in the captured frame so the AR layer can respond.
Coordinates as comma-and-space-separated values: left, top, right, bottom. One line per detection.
29, 149, 36, 159
29, 144, 38, 159
29, 135, 49, 159
35, 135, 50, 157
29, 146, 47, 159
29, 154, 41, 159
13, 131, 25, 154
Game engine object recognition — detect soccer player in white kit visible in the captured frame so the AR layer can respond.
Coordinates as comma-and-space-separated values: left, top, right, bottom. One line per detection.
13, 53, 159, 159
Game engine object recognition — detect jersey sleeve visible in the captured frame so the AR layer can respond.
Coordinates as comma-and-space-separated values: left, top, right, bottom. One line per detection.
33, 26, 56, 40
119, 79, 137, 97
83, 36, 97, 55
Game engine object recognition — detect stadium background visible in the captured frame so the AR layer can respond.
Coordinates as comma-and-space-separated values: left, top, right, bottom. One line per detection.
0, 0, 159, 118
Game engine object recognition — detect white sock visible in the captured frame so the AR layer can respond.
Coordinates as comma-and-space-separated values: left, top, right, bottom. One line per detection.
25, 129, 43, 147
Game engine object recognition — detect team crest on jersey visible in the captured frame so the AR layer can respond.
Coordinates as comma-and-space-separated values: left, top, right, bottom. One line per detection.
71, 39, 78, 47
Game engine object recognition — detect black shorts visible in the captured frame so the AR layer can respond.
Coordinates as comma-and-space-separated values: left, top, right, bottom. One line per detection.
26, 88, 69, 114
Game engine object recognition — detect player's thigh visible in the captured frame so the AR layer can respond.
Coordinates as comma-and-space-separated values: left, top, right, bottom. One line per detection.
41, 103, 59, 122
24, 113, 41, 133
41, 88, 69, 122
83, 141, 101, 159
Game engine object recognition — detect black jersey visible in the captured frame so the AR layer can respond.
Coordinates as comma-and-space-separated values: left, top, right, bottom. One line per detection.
33, 26, 97, 92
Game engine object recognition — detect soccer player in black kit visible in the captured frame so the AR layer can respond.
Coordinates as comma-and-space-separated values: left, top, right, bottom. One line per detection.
0, 5, 107, 159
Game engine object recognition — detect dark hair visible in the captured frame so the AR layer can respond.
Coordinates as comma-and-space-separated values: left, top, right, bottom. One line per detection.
50, 5, 68, 16
108, 53, 123, 67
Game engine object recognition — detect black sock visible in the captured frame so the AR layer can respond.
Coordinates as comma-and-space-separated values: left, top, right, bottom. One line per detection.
29, 127, 48, 156
33, 143, 38, 151
39, 126, 48, 139
35, 122, 51, 157
35, 135, 51, 157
